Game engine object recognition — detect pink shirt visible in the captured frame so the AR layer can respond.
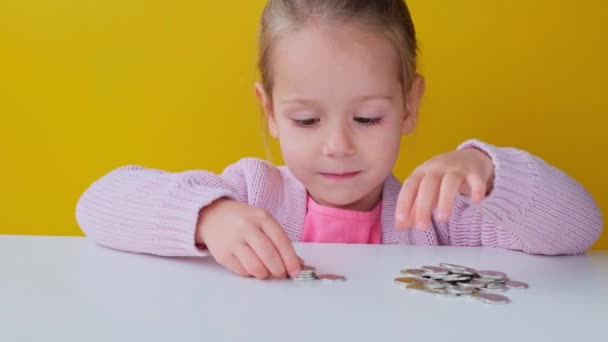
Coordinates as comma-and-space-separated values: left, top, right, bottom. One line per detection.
301, 196, 382, 244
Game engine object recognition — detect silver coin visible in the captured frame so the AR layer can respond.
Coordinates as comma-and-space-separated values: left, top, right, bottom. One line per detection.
450, 268, 476, 276
467, 279, 490, 288
479, 285, 507, 293
446, 286, 474, 296
293, 272, 316, 279
424, 288, 448, 296
427, 273, 450, 280
474, 292, 511, 304
298, 268, 316, 275
292, 276, 317, 281
486, 282, 508, 290
477, 270, 508, 281
457, 282, 480, 290
470, 277, 495, 284
505, 280, 529, 289
439, 263, 469, 271
423, 280, 447, 290
442, 274, 472, 282
422, 266, 450, 274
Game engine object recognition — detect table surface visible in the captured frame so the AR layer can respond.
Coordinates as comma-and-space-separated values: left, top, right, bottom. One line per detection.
1, 235, 607, 342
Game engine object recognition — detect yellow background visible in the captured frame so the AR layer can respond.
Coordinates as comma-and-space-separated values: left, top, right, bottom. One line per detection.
1, 1, 606, 249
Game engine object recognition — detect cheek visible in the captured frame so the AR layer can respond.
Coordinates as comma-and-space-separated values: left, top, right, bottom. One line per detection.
278, 131, 314, 169
362, 127, 402, 165
366, 124, 401, 149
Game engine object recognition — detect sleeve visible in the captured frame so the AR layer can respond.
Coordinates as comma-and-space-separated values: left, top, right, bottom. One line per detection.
75, 158, 269, 257
438, 139, 604, 255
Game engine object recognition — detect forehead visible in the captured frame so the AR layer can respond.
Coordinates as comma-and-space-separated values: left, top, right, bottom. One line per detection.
270, 22, 402, 99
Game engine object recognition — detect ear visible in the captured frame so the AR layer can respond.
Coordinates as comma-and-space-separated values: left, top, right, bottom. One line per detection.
255, 82, 279, 138
401, 74, 426, 135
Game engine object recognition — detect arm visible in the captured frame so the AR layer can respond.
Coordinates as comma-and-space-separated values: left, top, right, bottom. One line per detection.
75, 159, 271, 257
443, 139, 604, 255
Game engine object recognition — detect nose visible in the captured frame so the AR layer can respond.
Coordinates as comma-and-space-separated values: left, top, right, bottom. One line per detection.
322, 124, 355, 158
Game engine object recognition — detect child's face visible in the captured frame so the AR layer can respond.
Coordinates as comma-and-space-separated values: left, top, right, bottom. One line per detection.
256, 22, 424, 210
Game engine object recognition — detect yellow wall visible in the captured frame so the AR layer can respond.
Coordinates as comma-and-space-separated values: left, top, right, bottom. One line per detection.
1, 1, 606, 249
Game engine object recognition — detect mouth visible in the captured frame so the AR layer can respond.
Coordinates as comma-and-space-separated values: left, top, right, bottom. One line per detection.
319, 171, 361, 180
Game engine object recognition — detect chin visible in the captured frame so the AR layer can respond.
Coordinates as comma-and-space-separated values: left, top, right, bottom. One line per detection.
315, 191, 367, 208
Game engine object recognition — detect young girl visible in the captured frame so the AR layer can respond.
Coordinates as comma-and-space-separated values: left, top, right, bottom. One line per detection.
76, 0, 603, 280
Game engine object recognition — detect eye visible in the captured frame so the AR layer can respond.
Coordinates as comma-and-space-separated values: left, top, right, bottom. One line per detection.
354, 117, 383, 126
292, 118, 320, 127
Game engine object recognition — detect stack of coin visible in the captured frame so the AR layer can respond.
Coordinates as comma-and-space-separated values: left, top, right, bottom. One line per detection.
292, 266, 318, 281
291, 266, 347, 283
394, 263, 529, 304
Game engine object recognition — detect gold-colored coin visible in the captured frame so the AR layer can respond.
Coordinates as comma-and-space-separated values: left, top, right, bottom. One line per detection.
393, 277, 423, 285
406, 283, 425, 291
400, 269, 424, 277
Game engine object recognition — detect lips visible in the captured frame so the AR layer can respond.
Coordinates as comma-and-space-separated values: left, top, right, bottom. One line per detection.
319, 171, 361, 180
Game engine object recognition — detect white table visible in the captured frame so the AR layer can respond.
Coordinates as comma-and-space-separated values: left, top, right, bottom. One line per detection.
1, 235, 606, 342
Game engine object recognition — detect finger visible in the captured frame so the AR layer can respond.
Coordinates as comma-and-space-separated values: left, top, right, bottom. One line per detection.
401, 202, 417, 229
395, 174, 423, 228
234, 243, 270, 280
414, 174, 442, 228
259, 217, 302, 278
246, 228, 287, 278
222, 253, 250, 278
467, 174, 487, 204
436, 173, 464, 223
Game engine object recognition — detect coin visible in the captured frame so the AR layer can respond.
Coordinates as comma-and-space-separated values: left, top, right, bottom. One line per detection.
442, 274, 472, 282
394, 277, 423, 286
292, 276, 317, 281
317, 274, 347, 282
395, 263, 528, 304
426, 273, 450, 280
473, 292, 511, 304
446, 286, 474, 296
290, 265, 347, 283
422, 266, 450, 274
422, 280, 447, 290
477, 270, 508, 281
406, 283, 425, 291
505, 280, 529, 289
400, 269, 425, 277
486, 282, 508, 290
439, 263, 468, 271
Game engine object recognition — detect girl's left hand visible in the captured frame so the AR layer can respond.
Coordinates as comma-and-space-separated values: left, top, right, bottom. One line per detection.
395, 148, 495, 229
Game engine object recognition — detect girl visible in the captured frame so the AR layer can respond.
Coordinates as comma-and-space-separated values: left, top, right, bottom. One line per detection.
76, 0, 603, 280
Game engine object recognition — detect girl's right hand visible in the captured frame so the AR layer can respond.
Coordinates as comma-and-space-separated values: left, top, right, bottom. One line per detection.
195, 199, 303, 279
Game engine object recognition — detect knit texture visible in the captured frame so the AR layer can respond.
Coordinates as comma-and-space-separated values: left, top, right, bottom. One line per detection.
75, 139, 604, 256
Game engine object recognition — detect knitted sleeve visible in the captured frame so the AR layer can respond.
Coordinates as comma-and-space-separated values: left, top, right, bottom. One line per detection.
435, 139, 603, 255
75, 158, 280, 257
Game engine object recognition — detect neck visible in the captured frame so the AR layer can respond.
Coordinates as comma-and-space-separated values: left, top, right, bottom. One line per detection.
310, 184, 383, 212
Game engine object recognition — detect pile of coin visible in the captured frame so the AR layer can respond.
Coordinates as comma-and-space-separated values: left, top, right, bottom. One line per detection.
291, 266, 347, 283
394, 263, 528, 304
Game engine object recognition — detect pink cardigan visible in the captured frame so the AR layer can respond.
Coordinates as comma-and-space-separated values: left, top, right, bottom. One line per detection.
75, 139, 604, 256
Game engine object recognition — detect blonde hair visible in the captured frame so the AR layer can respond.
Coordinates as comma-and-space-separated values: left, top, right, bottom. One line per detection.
258, 0, 418, 98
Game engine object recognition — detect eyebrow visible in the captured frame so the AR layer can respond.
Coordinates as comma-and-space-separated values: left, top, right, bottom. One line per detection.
278, 95, 393, 105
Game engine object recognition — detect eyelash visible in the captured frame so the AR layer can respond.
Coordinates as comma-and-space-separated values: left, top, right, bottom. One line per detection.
292, 117, 383, 127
